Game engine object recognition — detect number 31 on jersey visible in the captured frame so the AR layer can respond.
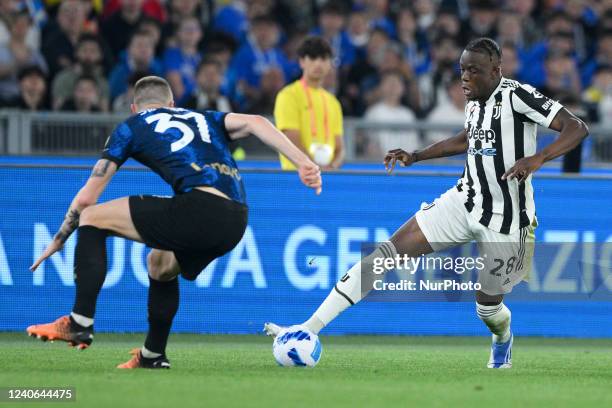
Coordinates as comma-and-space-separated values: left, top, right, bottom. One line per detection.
146, 111, 211, 152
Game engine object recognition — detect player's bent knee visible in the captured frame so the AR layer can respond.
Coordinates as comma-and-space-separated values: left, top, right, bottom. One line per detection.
147, 251, 180, 282
79, 206, 100, 227
476, 290, 504, 306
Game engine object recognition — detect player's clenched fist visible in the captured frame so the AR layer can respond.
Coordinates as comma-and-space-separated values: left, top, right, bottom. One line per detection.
384, 149, 416, 174
298, 162, 322, 195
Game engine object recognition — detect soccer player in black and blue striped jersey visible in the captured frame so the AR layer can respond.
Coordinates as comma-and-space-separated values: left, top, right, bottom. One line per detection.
27, 76, 322, 369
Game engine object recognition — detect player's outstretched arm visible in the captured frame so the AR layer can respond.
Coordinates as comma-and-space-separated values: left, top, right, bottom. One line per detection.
384, 129, 468, 174
502, 108, 589, 183
224, 113, 322, 194
30, 159, 118, 271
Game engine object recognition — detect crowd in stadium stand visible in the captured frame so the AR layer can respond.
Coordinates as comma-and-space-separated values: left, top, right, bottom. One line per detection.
0, 0, 610, 132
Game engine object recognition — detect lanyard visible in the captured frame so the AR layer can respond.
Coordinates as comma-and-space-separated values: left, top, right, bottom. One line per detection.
300, 78, 330, 144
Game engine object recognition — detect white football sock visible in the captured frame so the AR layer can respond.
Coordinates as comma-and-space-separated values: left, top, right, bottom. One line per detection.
70, 312, 93, 328
302, 241, 398, 334
476, 302, 512, 344
141, 346, 162, 358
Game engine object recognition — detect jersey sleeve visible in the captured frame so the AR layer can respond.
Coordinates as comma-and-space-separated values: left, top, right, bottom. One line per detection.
101, 122, 134, 167
204, 110, 231, 142
511, 84, 563, 128
274, 87, 300, 131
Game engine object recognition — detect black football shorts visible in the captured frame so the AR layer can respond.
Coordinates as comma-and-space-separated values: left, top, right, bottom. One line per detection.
129, 189, 248, 280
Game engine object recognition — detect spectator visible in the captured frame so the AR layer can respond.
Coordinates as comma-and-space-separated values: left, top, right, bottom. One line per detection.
501, 43, 520, 80
59, 74, 101, 112
229, 14, 291, 109
540, 51, 581, 100
461, 0, 498, 43
364, 70, 419, 156
182, 58, 232, 112
413, 0, 438, 33
311, 2, 355, 69
419, 33, 461, 115
101, 0, 145, 60
108, 30, 163, 101
163, 16, 202, 103
112, 70, 151, 112
583, 65, 612, 123
274, 36, 344, 170
360, 43, 420, 113
246, 66, 284, 115
396, 7, 430, 77
346, 7, 369, 57
138, 17, 163, 57
212, 0, 248, 43
426, 75, 465, 144
0, 11, 47, 103
363, 0, 395, 38
52, 34, 109, 111
0, 0, 40, 49
522, 16, 579, 88
205, 39, 237, 98
101, 0, 166, 22
582, 30, 612, 87
506, 0, 540, 47
563, 0, 597, 63
42, 0, 87, 76
2, 65, 48, 110
342, 27, 391, 115
497, 11, 525, 50
432, 7, 461, 38
161, 0, 201, 48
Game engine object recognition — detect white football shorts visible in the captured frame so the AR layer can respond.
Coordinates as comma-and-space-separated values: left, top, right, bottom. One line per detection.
415, 187, 536, 295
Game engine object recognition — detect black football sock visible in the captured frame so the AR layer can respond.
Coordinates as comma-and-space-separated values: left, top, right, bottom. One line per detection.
72, 226, 108, 321
144, 277, 179, 355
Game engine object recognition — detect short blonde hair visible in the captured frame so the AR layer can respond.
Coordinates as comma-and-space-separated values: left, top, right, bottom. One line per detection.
133, 76, 173, 106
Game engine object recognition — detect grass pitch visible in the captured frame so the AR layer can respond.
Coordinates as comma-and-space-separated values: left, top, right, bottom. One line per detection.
0, 333, 610, 408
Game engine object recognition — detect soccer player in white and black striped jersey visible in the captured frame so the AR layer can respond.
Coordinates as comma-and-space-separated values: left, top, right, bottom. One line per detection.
265, 38, 589, 368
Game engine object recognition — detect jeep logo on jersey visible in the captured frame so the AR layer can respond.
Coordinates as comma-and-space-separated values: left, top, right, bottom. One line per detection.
467, 127, 496, 143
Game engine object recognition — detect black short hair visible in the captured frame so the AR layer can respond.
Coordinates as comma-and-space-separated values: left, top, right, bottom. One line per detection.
471, 0, 497, 11
251, 14, 277, 27
77, 33, 102, 50
197, 57, 222, 72
546, 9, 573, 24
75, 74, 98, 87
319, 2, 346, 16
18, 65, 45, 81
297, 36, 333, 59
465, 37, 501, 63
129, 30, 152, 46
139, 16, 161, 30
599, 28, 612, 40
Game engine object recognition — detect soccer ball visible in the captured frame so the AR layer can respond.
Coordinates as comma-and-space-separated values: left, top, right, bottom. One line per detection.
273, 325, 322, 367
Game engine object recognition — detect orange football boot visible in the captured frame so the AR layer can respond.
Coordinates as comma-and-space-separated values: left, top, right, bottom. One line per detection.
26, 315, 93, 350
117, 348, 170, 369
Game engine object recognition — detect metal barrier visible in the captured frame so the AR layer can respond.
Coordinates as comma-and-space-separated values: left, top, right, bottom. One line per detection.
1, 110, 611, 163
